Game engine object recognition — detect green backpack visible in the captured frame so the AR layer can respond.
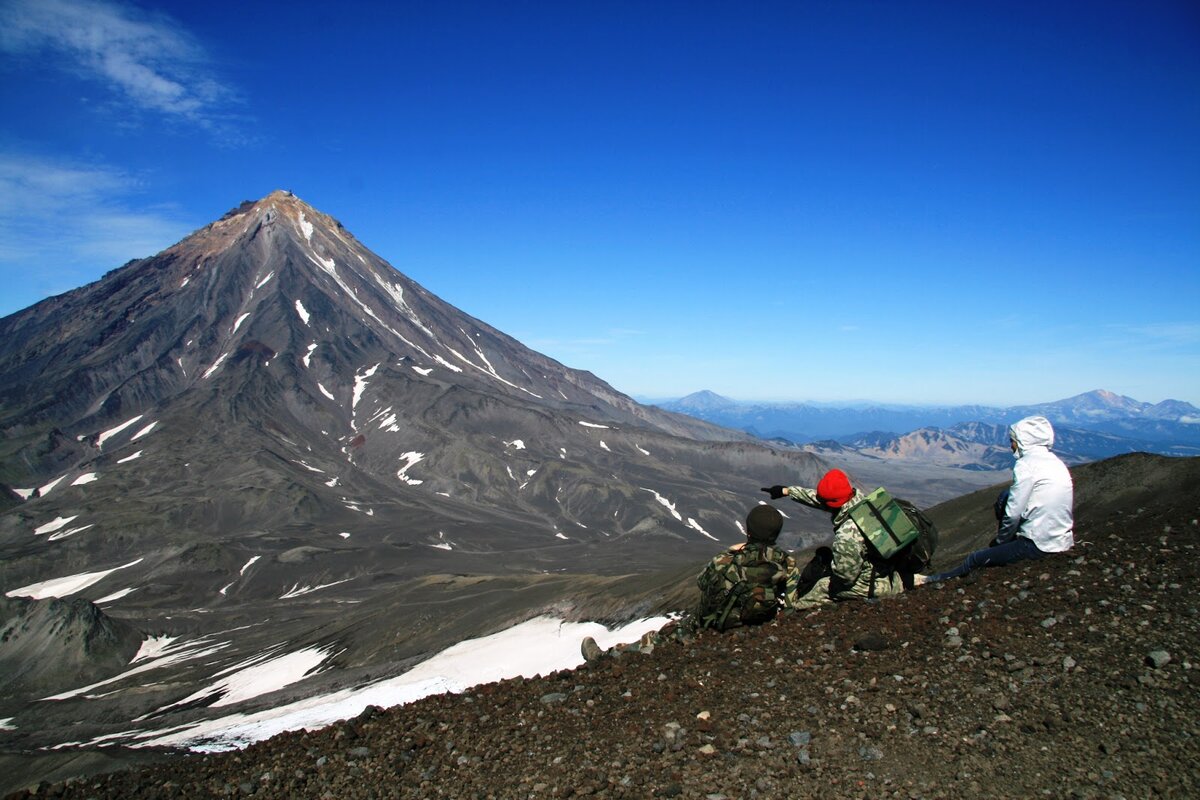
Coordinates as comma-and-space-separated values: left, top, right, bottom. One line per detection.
697, 543, 787, 631
845, 487, 938, 577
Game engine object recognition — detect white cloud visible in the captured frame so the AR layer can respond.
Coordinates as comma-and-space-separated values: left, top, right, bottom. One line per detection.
0, 154, 196, 312
0, 0, 239, 131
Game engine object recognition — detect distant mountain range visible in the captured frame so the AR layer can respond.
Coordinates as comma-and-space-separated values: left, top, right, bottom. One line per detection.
659, 389, 1200, 469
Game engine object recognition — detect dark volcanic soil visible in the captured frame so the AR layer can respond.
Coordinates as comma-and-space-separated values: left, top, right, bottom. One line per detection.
6, 463, 1200, 799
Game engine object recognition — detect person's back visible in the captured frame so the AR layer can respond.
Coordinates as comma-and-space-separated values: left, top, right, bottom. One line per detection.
916, 415, 1074, 586
697, 537, 794, 630
1002, 415, 1073, 552
580, 504, 798, 662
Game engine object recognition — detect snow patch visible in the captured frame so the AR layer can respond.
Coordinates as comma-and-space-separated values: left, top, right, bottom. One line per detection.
298, 212, 314, 241
98, 415, 144, 448
600, 441, 611, 451
353, 364, 380, 410
374, 279, 433, 337
71, 473, 98, 486
95, 587, 137, 604
117, 451, 143, 464
412, 366, 432, 376
397, 451, 425, 485
304, 343, 318, 367
505, 439, 526, 450
686, 518, 718, 541
6, 558, 143, 600
640, 488, 683, 522
317, 383, 336, 401
34, 516, 78, 535
38, 474, 67, 496
579, 421, 609, 429
48, 524, 94, 542
295, 300, 311, 326
123, 616, 669, 752
444, 344, 540, 398
132, 635, 178, 664
44, 636, 233, 702
232, 313, 251, 334
13, 488, 35, 500
203, 352, 230, 379
131, 421, 158, 441
280, 580, 352, 600
636, 444, 651, 456
256, 271, 275, 289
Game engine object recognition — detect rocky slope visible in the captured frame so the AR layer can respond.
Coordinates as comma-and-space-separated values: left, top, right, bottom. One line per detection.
5, 453, 1197, 798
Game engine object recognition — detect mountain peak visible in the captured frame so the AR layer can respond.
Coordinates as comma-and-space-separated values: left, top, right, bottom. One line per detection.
673, 390, 736, 411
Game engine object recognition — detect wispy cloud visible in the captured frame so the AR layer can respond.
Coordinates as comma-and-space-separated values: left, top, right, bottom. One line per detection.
0, 0, 240, 134
0, 153, 196, 309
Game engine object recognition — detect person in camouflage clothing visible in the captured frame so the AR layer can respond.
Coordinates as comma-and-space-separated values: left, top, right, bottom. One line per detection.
762, 468, 904, 609
581, 504, 800, 662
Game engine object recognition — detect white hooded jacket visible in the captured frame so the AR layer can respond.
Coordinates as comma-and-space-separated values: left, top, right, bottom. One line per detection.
997, 416, 1074, 553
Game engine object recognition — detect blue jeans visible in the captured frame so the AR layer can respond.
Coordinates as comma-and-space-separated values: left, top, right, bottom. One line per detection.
925, 536, 1047, 583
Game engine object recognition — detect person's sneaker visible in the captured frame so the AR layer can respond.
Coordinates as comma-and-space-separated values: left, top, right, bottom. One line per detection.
580, 636, 604, 663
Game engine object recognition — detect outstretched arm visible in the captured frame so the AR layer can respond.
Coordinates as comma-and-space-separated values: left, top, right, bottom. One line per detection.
760, 485, 825, 510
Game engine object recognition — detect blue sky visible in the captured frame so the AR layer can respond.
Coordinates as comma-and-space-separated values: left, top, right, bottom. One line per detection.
1, 0, 1197, 406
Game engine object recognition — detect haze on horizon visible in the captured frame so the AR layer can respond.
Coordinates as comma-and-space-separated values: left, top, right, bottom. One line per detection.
0, 0, 1197, 408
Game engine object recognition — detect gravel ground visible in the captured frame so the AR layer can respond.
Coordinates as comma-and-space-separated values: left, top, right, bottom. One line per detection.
6, 488, 1199, 799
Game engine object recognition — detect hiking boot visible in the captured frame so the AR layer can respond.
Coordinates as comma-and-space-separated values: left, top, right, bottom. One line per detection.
580, 636, 604, 663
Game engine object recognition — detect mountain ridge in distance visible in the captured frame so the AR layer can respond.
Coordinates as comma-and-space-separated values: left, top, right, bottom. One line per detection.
660, 388, 1200, 463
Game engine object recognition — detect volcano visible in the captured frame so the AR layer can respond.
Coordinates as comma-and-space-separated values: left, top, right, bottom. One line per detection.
0, 191, 831, 749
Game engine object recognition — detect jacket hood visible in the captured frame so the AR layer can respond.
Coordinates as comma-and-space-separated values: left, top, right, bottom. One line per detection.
1009, 415, 1055, 455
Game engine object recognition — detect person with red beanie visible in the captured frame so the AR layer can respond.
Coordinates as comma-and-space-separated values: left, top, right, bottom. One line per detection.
762, 469, 905, 608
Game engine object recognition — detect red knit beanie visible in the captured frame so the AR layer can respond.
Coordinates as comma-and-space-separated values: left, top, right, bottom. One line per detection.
816, 469, 854, 508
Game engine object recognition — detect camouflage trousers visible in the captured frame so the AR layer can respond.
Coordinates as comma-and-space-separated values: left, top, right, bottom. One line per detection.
605, 616, 700, 657
794, 573, 905, 609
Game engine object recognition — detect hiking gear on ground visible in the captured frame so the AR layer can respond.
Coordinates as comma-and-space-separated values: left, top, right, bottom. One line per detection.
816, 469, 854, 508
697, 542, 795, 631
746, 504, 783, 543
762, 485, 787, 500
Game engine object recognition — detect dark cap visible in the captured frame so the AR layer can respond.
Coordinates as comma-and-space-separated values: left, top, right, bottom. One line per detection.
746, 504, 783, 543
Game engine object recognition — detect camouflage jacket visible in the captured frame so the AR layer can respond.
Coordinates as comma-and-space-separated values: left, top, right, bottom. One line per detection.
786, 486, 903, 601
696, 541, 802, 629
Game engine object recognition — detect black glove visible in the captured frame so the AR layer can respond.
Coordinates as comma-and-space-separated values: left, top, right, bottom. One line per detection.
761, 485, 787, 500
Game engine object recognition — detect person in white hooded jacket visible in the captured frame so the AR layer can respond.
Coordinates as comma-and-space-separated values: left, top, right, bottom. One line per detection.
916, 415, 1074, 584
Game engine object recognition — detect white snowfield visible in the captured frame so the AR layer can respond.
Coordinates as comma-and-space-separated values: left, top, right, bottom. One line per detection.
5, 558, 144, 600
97, 415, 144, 448
72, 615, 668, 753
